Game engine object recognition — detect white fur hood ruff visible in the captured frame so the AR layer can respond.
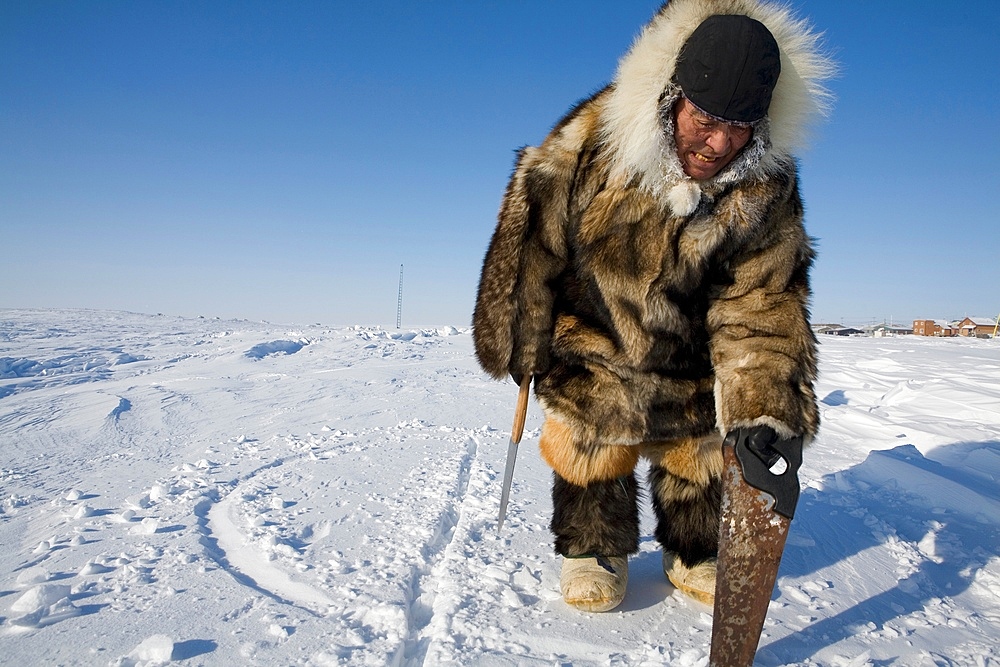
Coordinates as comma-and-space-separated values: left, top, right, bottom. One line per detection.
600, 0, 836, 215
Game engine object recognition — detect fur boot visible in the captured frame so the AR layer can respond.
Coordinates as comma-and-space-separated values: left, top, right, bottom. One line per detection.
551, 472, 640, 557
663, 551, 717, 605
551, 472, 638, 611
648, 463, 721, 566
560, 555, 629, 612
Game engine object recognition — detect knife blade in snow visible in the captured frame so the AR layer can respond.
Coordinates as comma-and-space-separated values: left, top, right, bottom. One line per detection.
497, 376, 531, 531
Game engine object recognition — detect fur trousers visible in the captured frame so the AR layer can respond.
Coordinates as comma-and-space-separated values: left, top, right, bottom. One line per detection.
540, 417, 723, 566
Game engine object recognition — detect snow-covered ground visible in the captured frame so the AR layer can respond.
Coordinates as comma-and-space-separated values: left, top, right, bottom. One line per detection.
1, 309, 998, 667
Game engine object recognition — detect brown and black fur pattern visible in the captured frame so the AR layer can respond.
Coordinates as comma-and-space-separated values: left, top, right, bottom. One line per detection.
644, 435, 724, 564
551, 471, 641, 557
473, 0, 831, 449
473, 0, 833, 557
473, 89, 820, 447
548, 434, 724, 560
645, 435, 725, 565
649, 465, 721, 566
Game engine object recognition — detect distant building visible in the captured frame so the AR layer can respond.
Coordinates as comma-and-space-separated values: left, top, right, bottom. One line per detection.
956, 317, 997, 338
867, 323, 913, 338
821, 326, 865, 336
811, 323, 842, 335
913, 319, 957, 337
815, 316, 996, 339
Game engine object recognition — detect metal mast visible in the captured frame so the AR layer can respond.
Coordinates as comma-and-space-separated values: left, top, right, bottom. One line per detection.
396, 264, 403, 329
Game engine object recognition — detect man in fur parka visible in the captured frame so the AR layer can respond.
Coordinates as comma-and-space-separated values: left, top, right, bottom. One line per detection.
473, 0, 833, 612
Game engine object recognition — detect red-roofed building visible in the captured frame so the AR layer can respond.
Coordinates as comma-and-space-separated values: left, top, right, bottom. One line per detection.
956, 317, 997, 338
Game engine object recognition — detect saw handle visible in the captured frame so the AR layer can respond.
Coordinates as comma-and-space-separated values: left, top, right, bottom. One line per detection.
725, 428, 803, 519
511, 376, 530, 444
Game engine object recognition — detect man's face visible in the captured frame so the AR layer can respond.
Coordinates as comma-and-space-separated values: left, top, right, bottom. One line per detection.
672, 98, 753, 180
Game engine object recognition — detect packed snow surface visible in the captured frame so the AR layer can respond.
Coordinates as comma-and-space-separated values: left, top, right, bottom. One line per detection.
1, 309, 999, 666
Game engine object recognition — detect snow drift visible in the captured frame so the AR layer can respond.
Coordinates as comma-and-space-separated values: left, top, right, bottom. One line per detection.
1, 309, 998, 666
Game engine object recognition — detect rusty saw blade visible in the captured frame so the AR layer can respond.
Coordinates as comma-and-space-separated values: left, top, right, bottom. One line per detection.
711, 429, 803, 667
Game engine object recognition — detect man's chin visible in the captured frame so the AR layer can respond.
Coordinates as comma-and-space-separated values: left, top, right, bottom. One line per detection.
684, 161, 723, 180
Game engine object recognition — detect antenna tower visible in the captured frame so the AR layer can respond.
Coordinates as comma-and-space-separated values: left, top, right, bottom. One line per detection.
396, 264, 403, 329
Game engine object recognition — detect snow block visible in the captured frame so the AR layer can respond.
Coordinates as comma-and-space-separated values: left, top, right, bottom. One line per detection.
851, 444, 1000, 523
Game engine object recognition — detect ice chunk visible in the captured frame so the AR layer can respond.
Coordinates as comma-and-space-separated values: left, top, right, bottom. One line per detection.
11, 584, 72, 613
16, 566, 51, 586
131, 635, 175, 664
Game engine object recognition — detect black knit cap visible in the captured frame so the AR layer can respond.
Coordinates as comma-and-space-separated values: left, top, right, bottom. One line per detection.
675, 14, 781, 123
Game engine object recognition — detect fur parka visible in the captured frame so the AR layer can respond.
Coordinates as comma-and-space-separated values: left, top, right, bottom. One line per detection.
473, 0, 834, 448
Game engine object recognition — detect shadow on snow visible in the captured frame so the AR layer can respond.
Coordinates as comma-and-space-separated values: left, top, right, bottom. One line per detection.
758, 440, 1000, 665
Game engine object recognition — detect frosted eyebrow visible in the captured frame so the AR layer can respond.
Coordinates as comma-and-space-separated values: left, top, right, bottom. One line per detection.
689, 107, 713, 122
686, 101, 754, 130
691, 113, 718, 128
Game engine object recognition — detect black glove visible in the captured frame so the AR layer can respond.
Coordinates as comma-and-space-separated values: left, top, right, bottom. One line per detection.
741, 425, 782, 468
724, 425, 803, 519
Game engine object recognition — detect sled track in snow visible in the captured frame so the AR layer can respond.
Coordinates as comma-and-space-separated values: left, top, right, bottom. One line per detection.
195, 426, 488, 662
401, 434, 479, 666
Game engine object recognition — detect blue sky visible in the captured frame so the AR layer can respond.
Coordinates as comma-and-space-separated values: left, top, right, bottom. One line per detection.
3, 1, 999, 328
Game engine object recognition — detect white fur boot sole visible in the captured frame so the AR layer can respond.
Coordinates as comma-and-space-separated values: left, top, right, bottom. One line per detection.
560, 555, 628, 612
663, 551, 716, 605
